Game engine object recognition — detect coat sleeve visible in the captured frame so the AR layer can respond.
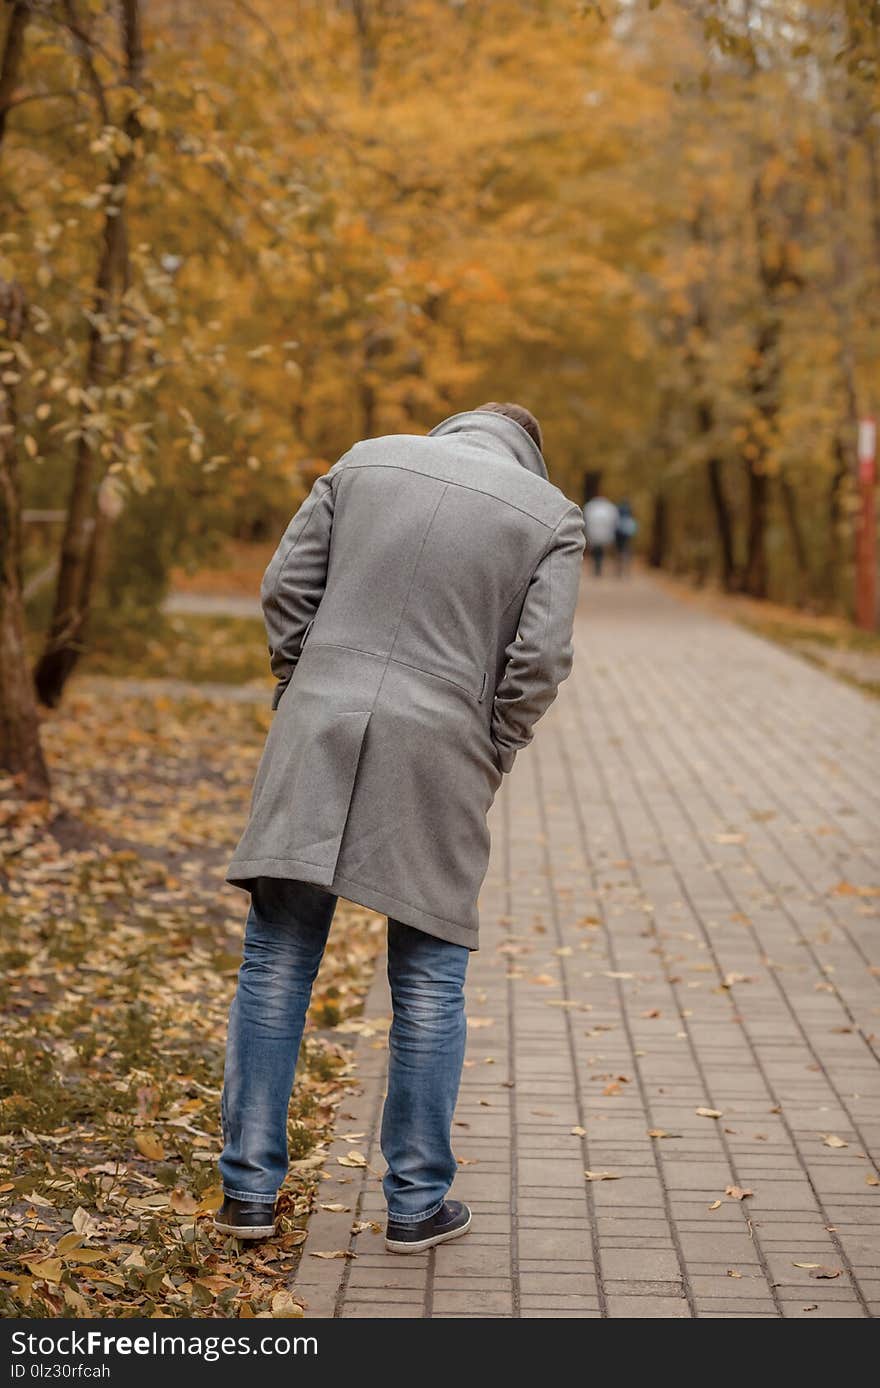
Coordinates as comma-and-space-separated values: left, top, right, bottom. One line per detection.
260, 454, 349, 709
490, 505, 585, 773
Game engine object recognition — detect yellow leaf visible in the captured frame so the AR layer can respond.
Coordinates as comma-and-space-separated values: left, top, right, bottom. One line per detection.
583, 1170, 621, 1181
134, 1131, 165, 1161
695, 1107, 723, 1119
194, 1184, 223, 1214
63, 1285, 90, 1314
336, 1151, 366, 1168
23, 1257, 63, 1284
821, 1134, 847, 1149
271, 1290, 303, 1317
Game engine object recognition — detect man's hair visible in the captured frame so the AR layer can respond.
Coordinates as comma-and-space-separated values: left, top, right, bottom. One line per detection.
476, 401, 543, 455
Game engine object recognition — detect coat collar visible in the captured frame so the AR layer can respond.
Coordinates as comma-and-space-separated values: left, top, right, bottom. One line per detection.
428, 409, 548, 480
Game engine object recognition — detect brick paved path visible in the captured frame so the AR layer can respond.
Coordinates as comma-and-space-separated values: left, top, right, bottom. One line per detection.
296, 572, 880, 1318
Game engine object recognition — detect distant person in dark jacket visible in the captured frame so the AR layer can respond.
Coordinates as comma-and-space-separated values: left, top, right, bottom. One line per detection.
614, 499, 637, 576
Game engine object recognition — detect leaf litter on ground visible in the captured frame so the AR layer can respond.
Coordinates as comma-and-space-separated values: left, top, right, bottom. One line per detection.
0, 681, 385, 1318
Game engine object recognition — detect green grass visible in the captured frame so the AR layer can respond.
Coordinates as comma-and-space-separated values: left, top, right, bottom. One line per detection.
83, 613, 271, 686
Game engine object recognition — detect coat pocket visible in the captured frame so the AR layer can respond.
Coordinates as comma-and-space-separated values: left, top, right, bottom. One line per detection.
249, 706, 371, 880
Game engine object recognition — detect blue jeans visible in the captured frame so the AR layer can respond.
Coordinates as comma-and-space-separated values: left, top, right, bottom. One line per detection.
219, 878, 469, 1223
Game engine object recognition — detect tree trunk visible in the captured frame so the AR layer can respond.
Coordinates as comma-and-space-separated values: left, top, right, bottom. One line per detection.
350, 0, 379, 97
699, 397, 738, 590
0, 1, 29, 154
34, 0, 143, 706
648, 490, 668, 570
0, 281, 49, 798
779, 473, 810, 605
823, 434, 849, 606
706, 454, 737, 590
688, 207, 739, 591
743, 464, 769, 599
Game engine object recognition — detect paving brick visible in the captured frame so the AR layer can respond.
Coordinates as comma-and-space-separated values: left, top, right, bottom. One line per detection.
600, 1249, 682, 1281
607, 1295, 692, 1318
294, 574, 880, 1319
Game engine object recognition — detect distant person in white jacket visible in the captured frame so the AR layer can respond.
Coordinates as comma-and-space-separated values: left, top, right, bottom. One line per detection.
583, 496, 619, 577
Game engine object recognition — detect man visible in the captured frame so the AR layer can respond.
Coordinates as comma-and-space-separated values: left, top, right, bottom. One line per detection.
216, 403, 585, 1253
583, 494, 619, 577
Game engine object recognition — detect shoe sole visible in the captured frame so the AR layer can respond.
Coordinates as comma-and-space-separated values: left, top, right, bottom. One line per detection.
385, 1208, 472, 1254
213, 1218, 276, 1240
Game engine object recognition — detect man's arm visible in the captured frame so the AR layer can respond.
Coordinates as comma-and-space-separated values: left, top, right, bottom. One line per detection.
260, 455, 349, 709
491, 505, 585, 772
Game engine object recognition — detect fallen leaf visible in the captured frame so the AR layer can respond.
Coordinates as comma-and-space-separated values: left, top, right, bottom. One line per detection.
168, 1189, 198, 1215
696, 1107, 723, 1119
725, 1185, 754, 1201
56, 1233, 83, 1257
271, 1290, 304, 1317
320, 1203, 350, 1213
289, 1152, 328, 1172
194, 1186, 223, 1215
134, 1131, 165, 1161
727, 1269, 743, 1279
584, 1170, 621, 1181
714, 833, 745, 844
641, 1008, 661, 1018
570, 1126, 586, 1136
72, 1207, 98, 1238
708, 1200, 722, 1211
832, 881, 880, 897
866, 1173, 879, 1187
310, 1250, 356, 1259
336, 1150, 367, 1168
792, 1262, 820, 1269
22, 1257, 63, 1284
809, 1267, 841, 1280
467, 1017, 495, 1028
821, 1134, 848, 1149
63, 1286, 90, 1315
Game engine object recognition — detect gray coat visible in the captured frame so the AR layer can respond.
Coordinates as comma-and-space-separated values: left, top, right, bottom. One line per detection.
227, 410, 585, 948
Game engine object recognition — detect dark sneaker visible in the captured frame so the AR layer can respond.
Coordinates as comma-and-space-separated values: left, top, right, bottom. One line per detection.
214, 1197, 277, 1240
385, 1200, 472, 1254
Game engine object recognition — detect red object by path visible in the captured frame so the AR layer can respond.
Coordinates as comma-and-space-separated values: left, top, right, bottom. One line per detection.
856, 416, 877, 631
